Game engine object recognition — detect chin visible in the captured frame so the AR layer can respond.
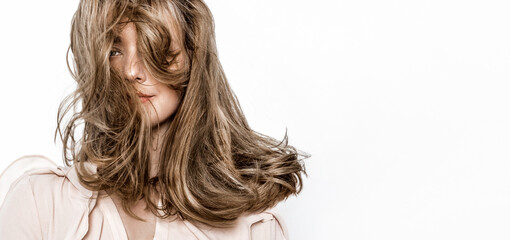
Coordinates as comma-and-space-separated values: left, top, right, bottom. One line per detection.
149, 115, 173, 129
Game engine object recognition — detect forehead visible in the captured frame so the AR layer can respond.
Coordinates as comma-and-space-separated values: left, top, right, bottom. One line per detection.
111, 16, 183, 47
111, 17, 134, 36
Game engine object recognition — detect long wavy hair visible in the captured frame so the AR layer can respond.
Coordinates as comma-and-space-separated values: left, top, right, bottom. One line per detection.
56, 0, 308, 227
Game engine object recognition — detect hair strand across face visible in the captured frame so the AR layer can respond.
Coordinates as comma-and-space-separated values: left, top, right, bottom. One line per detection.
56, 0, 309, 228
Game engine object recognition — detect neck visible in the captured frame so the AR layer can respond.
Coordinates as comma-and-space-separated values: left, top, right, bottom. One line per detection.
149, 119, 171, 178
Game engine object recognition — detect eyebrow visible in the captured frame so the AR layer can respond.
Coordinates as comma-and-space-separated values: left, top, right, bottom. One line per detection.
113, 36, 121, 43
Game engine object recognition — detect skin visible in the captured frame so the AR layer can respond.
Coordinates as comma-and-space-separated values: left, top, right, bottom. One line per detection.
107, 19, 184, 240
110, 19, 184, 179
109, 21, 181, 127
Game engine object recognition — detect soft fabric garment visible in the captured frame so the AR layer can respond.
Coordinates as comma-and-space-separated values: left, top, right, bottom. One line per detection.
0, 162, 288, 240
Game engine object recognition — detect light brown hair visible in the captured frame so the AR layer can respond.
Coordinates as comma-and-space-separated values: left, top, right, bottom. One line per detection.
56, 0, 308, 227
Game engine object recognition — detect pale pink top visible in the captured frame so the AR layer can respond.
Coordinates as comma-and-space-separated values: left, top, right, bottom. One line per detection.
0, 163, 288, 239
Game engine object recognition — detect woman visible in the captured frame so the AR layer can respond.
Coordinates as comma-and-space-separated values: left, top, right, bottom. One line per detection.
0, 0, 307, 239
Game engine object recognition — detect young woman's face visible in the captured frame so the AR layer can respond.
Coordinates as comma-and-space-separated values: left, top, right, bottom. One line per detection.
109, 21, 181, 127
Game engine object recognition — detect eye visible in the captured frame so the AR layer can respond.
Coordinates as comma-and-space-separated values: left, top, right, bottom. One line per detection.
109, 49, 122, 57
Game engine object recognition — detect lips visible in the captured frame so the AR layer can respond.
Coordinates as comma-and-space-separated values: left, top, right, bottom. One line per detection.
137, 92, 153, 97
137, 92, 154, 103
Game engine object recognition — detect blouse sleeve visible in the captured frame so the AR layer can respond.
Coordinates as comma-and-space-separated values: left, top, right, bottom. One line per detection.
0, 175, 43, 239
250, 211, 289, 240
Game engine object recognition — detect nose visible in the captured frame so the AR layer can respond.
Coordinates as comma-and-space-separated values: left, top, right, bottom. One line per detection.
124, 53, 147, 84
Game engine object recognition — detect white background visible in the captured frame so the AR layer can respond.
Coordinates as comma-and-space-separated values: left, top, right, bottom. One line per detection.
1, 0, 510, 239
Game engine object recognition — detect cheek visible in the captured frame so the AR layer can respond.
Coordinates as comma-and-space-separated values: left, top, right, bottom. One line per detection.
160, 87, 180, 115
109, 58, 122, 73
149, 86, 180, 125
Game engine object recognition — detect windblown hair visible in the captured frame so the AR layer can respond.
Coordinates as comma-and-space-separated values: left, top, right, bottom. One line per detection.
56, 0, 308, 227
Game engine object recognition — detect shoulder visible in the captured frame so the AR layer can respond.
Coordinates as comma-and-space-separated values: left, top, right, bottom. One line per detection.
0, 162, 97, 215
0, 156, 97, 219
0, 160, 99, 239
239, 210, 289, 240
0, 155, 96, 205
251, 209, 289, 239
5, 162, 95, 201
186, 209, 289, 240
0, 155, 70, 208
